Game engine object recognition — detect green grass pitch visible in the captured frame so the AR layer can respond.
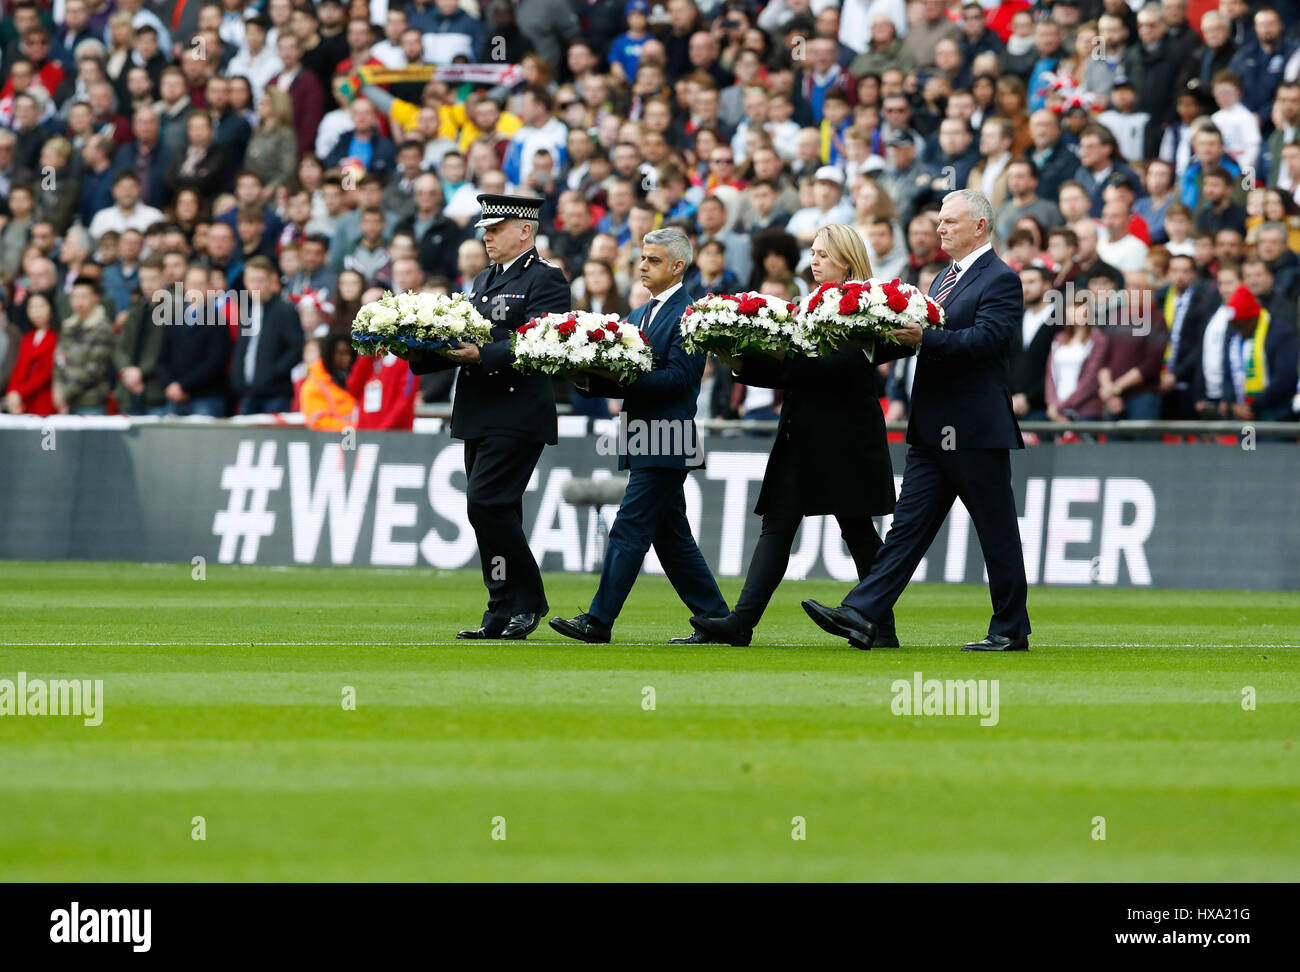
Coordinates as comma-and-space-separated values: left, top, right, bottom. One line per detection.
1, 561, 1297, 882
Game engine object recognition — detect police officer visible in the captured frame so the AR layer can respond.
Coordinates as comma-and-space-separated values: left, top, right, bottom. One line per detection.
410, 193, 570, 639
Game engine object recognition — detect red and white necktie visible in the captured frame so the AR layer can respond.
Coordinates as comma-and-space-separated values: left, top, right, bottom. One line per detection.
934, 262, 959, 305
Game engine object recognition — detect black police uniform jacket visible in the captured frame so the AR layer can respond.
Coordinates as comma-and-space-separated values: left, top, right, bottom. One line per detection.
410, 247, 571, 444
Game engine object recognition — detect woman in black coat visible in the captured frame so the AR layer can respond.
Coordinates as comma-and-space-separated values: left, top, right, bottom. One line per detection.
163, 111, 227, 204
690, 224, 910, 646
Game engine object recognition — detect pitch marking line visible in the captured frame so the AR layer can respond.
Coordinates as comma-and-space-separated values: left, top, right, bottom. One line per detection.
1, 642, 1296, 649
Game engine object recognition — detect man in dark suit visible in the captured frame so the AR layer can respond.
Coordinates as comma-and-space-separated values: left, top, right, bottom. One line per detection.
803, 189, 1032, 651
230, 257, 305, 415
112, 106, 172, 211
156, 264, 232, 418
1025, 109, 1079, 204
1073, 125, 1138, 218
1010, 261, 1060, 421
1157, 253, 1213, 419
549, 228, 729, 645
409, 194, 570, 640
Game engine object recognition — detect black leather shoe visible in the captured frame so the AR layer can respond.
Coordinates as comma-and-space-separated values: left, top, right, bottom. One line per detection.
801, 599, 877, 650
874, 630, 901, 648
500, 612, 541, 639
688, 614, 753, 646
549, 613, 612, 644
457, 621, 505, 639
963, 634, 1029, 652
668, 630, 721, 644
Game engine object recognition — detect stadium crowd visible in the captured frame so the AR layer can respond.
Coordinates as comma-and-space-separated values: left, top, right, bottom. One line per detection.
1, 0, 1298, 430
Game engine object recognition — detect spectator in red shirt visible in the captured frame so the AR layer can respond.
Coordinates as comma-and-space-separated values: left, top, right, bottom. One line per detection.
346, 352, 417, 430
3, 292, 58, 416
270, 32, 324, 157
1096, 268, 1170, 421
1, 28, 67, 104
333, 17, 384, 78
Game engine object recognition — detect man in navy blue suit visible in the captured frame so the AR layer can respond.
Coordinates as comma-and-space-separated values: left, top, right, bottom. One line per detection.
550, 228, 730, 644
803, 189, 1032, 651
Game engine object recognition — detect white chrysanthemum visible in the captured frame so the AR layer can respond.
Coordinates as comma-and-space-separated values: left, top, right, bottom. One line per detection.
368, 305, 398, 328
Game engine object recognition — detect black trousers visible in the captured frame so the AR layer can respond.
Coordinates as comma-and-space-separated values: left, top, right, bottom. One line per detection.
844, 445, 1031, 639
463, 435, 548, 625
733, 512, 895, 635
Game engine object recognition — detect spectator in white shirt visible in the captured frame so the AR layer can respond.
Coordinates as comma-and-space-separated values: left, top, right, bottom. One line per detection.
315, 75, 356, 161
505, 85, 569, 189
87, 171, 165, 242
787, 166, 856, 267
1096, 198, 1149, 272
839, 0, 908, 54
1211, 70, 1262, 172
371, 9, 413, 67
109, 0, 172, 55
226, 16, 283, 101
1162, 203, 1196, 257
730, 86, 770, 163
1097, 77, 1150, 164
757, 0, 839, 35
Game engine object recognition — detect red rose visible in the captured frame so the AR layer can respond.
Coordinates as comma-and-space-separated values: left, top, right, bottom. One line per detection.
839, 292, 860, 314
926, 300, 941, 325
517, 322, 536, 334
557, 321, 577, 337
737, 296, 764, 315
786, 302, 798, 314
587, 328, 606, 342
808, 293, 823, 312
887, 293, 909, 313
637, 329, 649, 344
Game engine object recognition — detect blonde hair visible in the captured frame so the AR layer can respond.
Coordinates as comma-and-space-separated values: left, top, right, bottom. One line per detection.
815, 223, 873, 281
263, 85, 294, 129
42, 135, 73, 164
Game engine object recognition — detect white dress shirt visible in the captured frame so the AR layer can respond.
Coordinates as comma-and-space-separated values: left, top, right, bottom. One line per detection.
921, 242, 993, 355
950, 240, 994, 284
1022, 301, 1054, 349
496, 251, 526, 276
243, 301, 264, 386
643, 282, 683, 330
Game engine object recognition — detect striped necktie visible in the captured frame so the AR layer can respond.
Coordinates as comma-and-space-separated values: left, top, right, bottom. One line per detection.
934, 262, 960, 305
